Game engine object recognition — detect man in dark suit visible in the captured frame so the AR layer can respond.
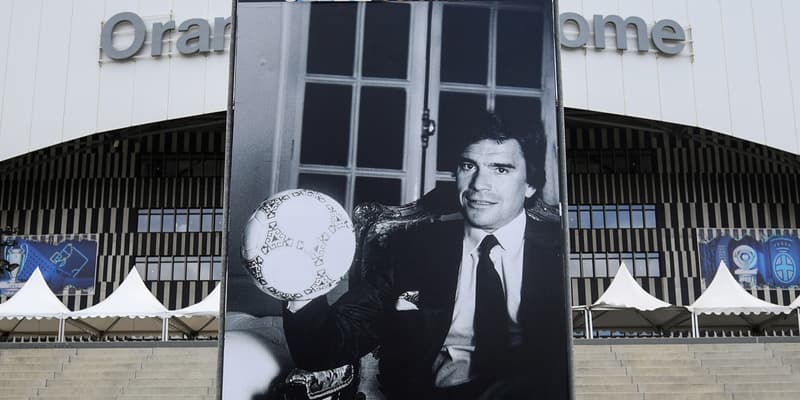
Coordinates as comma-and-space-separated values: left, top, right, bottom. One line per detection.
284, 114, 569, 399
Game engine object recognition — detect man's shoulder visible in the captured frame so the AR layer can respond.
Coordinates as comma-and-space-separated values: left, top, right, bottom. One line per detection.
524, 215, 562, 248
387, 218, 462, 250
393, 218, 464, 241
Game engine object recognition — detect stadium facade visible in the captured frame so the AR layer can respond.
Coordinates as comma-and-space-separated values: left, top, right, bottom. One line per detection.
0, 0, 798, 320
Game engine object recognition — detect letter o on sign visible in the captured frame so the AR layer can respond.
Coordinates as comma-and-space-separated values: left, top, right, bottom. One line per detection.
101, 12, 146, 60
559, 12, 590, 48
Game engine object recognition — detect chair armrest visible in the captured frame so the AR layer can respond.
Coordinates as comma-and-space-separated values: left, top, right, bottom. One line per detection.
284, 364, 357, 400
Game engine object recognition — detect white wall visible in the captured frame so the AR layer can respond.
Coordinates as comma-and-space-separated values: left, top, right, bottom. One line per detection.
0, 0, 231, 162
559, 0, 800, 155
3, 0, 799, 162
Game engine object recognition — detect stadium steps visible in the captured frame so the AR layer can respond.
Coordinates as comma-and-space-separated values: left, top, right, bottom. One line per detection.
0, 348, 73, 399
574, 342, 800, 400
5, 342, 800, 399
0, 346, 217, 400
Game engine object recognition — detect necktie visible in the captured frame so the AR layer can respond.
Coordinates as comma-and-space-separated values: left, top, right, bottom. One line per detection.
472, 234, 509, 377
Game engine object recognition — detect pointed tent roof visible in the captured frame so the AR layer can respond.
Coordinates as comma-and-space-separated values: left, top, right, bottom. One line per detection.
688, 261, 792, 315
0, 268, 71, 319
70, 269, 169, 319
592, 264, 673, 311
574, 263, 688, 332
790, 295, 800, 309
168, 284, 220, 336
170, 284, 220, 317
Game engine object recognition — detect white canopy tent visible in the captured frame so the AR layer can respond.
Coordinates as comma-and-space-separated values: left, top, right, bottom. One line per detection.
775, 293, 800, 334
687, 261, 792, 337
0, 268, 71, 341
575, 264, 686, 338
69, 269, 170, 341
168, 284, 220, 338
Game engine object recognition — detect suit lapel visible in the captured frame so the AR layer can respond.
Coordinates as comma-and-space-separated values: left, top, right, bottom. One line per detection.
417, 220, 462, 310
519, 217, 560, 328
518, 216, 566, 341
519, 218, 537, 328
417, 220, 463, 362
515, 217, 571, 394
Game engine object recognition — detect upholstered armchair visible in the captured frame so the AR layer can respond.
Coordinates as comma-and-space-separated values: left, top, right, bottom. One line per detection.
282, 186, 559, 400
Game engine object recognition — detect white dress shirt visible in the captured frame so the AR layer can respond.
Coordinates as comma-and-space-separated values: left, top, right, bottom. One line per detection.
431, 211, 527, 387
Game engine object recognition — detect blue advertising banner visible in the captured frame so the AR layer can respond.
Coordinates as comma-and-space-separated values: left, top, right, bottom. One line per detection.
698, 229, 800, 289
0, 235, 98, 295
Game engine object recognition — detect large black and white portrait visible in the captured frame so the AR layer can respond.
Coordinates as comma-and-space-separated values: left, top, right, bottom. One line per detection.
222, 1, 569, 399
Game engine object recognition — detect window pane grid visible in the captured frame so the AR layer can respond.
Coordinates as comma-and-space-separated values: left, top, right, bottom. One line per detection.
567, 204, 658, 230
570, 252, 661, 278
300, 2, 412, 210
136, 209, 224, 233
135, 255, 222, 282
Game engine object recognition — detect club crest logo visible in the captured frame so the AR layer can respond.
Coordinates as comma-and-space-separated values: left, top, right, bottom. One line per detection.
732, 245, 757, 270
773, 252, 796, 284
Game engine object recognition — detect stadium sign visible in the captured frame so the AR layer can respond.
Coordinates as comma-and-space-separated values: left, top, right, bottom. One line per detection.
100, 12, 231, 60
101, 11, 687, 61
559, 13, 686, 55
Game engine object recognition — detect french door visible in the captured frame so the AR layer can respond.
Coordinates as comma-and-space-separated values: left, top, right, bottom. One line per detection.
287, 1, 556, 209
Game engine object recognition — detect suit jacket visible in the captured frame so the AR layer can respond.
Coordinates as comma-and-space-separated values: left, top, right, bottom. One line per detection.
283, 216, 569, 399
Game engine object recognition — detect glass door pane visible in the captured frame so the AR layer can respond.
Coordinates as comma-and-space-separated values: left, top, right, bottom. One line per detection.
296, 2, 419, 210
429, 2, 553, 196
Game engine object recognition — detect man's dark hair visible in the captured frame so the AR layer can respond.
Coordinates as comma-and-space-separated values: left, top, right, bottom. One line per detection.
460, 112, 547, 192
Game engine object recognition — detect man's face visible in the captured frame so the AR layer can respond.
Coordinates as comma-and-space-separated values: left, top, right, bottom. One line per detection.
456, 139, 535, 232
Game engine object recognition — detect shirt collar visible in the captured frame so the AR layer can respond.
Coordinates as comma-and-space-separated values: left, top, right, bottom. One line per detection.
464, 211, 527, 255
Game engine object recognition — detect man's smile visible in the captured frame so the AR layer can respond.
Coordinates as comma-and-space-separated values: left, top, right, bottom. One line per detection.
465, 196, 497, 207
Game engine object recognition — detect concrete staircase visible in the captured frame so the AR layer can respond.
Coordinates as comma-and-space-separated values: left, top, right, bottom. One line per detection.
575, 342, 800, 400
0, 345, 217, 400
2, 341, 799, 399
